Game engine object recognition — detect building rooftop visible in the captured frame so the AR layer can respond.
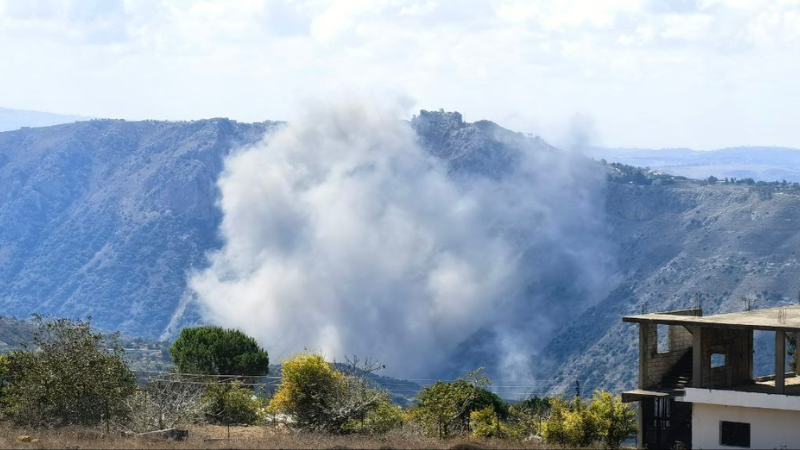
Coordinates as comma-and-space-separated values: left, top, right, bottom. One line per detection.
623, 305, 800, 331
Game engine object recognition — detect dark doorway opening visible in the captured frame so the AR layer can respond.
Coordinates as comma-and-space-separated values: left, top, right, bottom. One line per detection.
642, 397, 692, 449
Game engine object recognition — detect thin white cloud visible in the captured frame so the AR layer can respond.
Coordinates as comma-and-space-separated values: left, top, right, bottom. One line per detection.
0, 0, 799, 148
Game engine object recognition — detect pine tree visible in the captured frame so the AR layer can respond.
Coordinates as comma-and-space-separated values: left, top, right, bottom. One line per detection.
169, 326, 269, 376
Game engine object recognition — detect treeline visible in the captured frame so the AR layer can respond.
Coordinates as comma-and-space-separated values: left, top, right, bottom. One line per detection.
0, 317, 636, 447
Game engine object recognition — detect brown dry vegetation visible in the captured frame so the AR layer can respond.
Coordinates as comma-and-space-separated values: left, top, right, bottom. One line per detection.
0, 424, 560, 449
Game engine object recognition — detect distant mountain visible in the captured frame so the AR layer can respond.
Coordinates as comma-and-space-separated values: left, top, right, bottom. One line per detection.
589, 146, 800, 182
3, 113, 800, 396
0, 106, 89, 132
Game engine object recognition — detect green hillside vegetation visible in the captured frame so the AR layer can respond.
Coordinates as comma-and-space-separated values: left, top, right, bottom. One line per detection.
0, 315, 172, 374
0, 316, 636, 447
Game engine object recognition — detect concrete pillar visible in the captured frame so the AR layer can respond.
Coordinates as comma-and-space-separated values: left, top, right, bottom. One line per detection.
639, 323, 649, 388
776, 330, 786, 394
693, 326, 703, 388
748, 329, 754, 381
637, 324, 649, 449
636, 402, 644, 449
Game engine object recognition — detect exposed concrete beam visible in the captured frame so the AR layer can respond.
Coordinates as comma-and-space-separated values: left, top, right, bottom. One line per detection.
776, 330, 786, 394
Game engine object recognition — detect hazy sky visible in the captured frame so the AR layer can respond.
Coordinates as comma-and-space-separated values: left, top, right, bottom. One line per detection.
1, 0, 799, 149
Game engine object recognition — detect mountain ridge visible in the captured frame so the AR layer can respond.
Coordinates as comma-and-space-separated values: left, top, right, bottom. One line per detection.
590, 145, 800, 183
2, 112, 799, 394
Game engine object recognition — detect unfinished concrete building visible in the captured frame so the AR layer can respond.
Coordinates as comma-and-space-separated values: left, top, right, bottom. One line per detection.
622, 305, 800, 449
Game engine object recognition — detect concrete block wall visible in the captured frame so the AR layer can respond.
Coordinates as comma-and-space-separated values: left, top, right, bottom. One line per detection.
642, 323, 694, 388
700, 327, 752, 388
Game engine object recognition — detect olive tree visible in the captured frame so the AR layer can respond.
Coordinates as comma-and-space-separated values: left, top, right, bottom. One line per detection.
125, 373, 206, 432
0, 316, 136, 430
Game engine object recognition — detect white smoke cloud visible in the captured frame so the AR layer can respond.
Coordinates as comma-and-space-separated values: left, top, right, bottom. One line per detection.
190, 99, 616, 378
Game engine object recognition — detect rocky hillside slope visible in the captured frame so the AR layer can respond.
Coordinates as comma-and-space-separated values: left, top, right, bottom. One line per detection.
544, 176, 800, 392
0, 119, 272, 336
2, 112, 799, 394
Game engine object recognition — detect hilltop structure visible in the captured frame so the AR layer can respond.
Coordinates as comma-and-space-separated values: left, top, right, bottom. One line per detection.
623, 305, 800, 449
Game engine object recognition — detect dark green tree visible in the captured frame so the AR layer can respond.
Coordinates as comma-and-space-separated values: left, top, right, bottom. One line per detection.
169, 326, 268, 376
513, 395, 551, 417
0, 316, 136, 429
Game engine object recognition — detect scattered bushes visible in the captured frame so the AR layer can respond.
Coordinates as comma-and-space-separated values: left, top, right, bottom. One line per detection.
0, 316, 637, 446
542, 392, 636, 449
0, 319, 270, 433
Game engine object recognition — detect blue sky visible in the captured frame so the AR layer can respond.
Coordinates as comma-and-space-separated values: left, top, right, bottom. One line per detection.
1, 0, 799, 149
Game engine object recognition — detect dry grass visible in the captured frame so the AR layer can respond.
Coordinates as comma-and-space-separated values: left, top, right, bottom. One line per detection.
0, 424, 557, 449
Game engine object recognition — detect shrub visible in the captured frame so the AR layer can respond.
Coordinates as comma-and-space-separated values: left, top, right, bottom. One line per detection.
343, 395, 404, 434
170, 326, 268, 376
542, 392, 636, 448
268, 352, 390, 433
408, 369, 507, 438
506, 397, 551, 440
470, 406, 508, 438
564, 396, 598, 447
268, 352, 345, 430
126, 373, 206, 432
203, 380, 264, 426
0, 316, 136, 430
541, 397, 570, 446
589, 390, 637, 449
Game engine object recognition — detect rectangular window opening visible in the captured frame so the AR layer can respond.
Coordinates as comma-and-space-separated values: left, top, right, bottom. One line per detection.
657, 324, 670, 354
711, 353, 726, 368
720, 421, 750, 448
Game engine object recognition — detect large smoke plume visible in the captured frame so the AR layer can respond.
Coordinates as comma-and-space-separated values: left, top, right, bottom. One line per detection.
190, 100, 616, 379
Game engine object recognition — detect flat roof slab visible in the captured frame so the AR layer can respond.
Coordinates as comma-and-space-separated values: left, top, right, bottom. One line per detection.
623, 305, 800, 331
621, 389, 671, 402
